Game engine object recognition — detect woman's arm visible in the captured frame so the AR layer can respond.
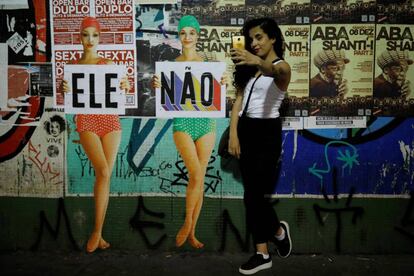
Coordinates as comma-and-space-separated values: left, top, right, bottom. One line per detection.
257, 59, 291, 91
228, 89, 243, 159
230, 49, 291, 91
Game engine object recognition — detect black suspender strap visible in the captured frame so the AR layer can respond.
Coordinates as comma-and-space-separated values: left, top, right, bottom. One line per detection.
241, 73, 262, 118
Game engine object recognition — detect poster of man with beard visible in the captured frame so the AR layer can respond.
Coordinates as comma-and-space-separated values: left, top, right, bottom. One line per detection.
309, 24, 374, 116
373, 25, 414, 116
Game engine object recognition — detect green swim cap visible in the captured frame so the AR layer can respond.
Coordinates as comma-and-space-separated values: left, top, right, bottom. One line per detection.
178, 15, 200, 33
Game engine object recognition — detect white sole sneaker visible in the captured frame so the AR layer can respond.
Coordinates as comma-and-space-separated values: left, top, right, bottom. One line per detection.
239, 260, 272, 275
277, 220, 292, 258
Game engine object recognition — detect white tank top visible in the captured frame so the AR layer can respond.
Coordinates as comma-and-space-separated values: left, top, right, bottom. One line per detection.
239, 60, 286, 118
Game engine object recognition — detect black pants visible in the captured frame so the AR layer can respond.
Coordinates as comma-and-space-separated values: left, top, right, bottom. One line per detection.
238, 116, 282, 245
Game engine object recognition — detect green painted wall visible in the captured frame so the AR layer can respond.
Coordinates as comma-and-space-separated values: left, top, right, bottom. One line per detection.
1, 197, 413, 254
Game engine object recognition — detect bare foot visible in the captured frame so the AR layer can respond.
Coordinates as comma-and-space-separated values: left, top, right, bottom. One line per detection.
175, 223, 192, 247
188, 236, 204, 249
99, 238, 110, 250
86, 232, 101, 253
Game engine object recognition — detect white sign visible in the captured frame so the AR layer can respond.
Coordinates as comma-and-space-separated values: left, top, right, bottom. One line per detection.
64, 65, 126, 115
6, 32, 26, 54
155, 61, 226, 118
304, 116, 367, 129
282, 117, 304, 130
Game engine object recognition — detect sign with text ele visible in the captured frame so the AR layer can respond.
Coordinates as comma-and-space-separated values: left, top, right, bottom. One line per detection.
155, 62, 226, 118
64, 65, 126, 114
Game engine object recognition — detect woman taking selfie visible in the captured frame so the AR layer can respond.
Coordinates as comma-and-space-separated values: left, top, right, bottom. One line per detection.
229, 17, 292, 275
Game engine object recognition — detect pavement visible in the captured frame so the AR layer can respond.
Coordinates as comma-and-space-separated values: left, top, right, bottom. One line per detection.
1, 250, 414, 276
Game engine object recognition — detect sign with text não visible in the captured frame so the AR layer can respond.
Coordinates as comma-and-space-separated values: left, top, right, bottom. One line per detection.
155, 62, 226, 118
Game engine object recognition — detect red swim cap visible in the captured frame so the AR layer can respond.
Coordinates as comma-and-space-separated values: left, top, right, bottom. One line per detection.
80, 16, 101, 32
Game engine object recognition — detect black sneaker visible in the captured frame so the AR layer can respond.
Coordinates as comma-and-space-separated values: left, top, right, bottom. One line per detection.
239, 253, 272, 275
274, 221, 292, 258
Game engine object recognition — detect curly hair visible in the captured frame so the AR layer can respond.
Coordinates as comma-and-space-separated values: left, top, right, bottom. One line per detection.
233, 18, 285, 92
44, 114, 66, 135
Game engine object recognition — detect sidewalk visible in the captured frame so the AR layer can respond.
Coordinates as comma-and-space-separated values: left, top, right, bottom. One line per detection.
1, 250, 413, 276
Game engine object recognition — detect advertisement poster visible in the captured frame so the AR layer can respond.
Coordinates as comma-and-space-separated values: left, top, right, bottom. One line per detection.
181, 0, 245, 26
280, 24, 310, 116
197, 26, 241, 105
373, 25, 414, 116
309, 23, 374, 116
246, 0, 310, 25
0, 0, 49, 119
127, 38, 181, 117
311, 0, 375, 24
135, 3, 181, 38
50, 0, 137, 107
63, 64, 126, 114
155, 61, 226, 118
377, 0, 414, 24
0, 0, 40, 64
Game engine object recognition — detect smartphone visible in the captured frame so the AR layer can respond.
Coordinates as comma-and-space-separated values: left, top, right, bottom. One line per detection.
232, 35, 245, 50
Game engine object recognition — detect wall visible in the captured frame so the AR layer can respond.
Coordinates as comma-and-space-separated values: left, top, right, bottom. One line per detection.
0, 0, 414, 254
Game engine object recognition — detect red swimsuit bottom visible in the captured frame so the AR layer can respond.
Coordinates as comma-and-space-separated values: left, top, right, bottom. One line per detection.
76, 114, 121, 137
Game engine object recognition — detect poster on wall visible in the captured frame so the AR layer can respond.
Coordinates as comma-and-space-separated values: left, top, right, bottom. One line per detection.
246, 0, 310, 25
50, 0, 137, 108
0, 98, 64, 197
197, 26, 241, 112
135, 3, 181, 38
0, 0, 39, 64
309, 23, 374, 116
373, 25, 414, 117
0, 0, 50, 116
126, 38, 181, 117
181, 0, 245, 26
377, 0, 414, 24
311, 0, 376, 24
280, 24, 310, 117
0, 0, 50, 64
135, 4, 161, 34
155, 61, 226, 118
26, 62, 53, 97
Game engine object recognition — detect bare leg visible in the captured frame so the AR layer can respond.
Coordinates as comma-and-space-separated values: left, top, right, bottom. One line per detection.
257, 243, 269, 255
174, 132, 204, 247
80, 130, 121, 253
79, 131, 110, 253
188, 132, 215, 248
98, 130, 122, 249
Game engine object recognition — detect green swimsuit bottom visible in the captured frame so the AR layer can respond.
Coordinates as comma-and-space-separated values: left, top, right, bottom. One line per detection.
173, 118, 216, 141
